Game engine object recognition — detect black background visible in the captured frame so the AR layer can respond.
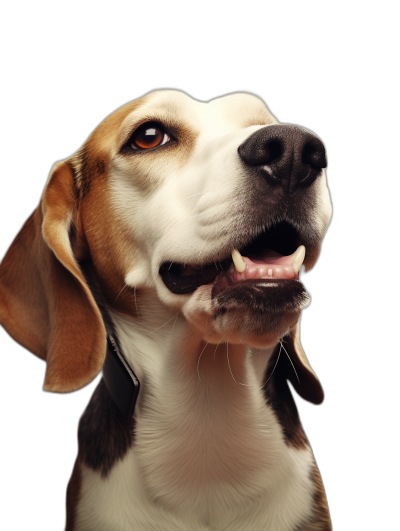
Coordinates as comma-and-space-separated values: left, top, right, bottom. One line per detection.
0, 23, 376, 531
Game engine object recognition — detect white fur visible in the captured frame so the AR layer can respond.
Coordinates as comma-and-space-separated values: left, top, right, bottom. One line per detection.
75, 309, 316, 531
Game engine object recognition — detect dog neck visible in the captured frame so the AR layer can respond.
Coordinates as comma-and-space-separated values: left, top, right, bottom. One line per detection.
107, 298, 308, 517
109, 296, 275, 425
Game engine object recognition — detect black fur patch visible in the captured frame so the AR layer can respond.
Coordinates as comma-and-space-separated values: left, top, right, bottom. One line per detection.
77, 379, 136, 477
263, 347, 308, 449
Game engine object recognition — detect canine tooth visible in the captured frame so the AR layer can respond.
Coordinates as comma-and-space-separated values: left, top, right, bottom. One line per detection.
232, 249, 246, 273
292, 245, 306, 274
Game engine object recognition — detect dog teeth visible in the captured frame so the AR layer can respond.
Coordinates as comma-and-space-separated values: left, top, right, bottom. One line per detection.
232, 249, 246, 273
232, 245, 305, 276
292, 245, 306, 274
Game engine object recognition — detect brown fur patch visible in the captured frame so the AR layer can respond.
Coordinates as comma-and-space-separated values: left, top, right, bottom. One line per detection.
295, 464, 332, 530
0, 210, 49, 359
78, 178, 142, 318
72, 97, 150, 198
67, 97, 172, 318
0, 162, 107, 392
75, 152, 107, 198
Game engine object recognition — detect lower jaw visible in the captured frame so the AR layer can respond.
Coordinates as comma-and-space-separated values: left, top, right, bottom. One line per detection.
159, 257, 302, 298
211, 277, 310, 315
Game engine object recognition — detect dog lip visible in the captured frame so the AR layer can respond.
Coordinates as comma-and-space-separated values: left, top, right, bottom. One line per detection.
211, 269, 304, 299
159, 260, 229, 295
211, 277, 310, 314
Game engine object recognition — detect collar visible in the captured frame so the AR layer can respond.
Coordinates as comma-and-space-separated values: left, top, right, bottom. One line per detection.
103, 334, 140, 418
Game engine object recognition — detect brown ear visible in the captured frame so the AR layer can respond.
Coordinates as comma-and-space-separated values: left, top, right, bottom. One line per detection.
0, 161, 106, 392
283, 320, 324, 404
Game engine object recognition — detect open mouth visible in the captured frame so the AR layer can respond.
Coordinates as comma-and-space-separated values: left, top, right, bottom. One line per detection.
159, 221, 306, 296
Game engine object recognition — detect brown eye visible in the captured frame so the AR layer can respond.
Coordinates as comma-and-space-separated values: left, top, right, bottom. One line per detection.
131, 122, 170, 149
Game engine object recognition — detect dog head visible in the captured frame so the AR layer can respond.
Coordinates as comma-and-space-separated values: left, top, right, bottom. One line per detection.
0, 90, 331, 403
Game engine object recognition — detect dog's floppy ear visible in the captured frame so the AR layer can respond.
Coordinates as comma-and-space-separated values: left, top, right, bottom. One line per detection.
283, 320, 324, 404
0, 161, 106, 392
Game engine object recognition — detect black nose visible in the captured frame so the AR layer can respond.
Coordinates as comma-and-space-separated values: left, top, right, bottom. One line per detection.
238, 125, 327, 191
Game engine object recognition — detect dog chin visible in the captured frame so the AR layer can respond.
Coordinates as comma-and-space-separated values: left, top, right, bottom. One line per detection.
182, 279, 310, 348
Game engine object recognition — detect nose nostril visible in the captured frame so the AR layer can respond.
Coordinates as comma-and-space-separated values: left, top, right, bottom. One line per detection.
264, 139, 282, 165
302, 141, 327, 169
238, 124, 327, 190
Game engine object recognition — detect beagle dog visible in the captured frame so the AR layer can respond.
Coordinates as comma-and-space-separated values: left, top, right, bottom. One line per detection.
0, 90, 332, 530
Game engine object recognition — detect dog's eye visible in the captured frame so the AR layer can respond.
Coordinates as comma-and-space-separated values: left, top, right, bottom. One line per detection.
131, 122, 170, 150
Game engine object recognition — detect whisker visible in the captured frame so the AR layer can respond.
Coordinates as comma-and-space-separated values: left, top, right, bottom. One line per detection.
226, 342, 249, 386
280, 340, 300, 384
133, 287, 138, 315
197, 342, 209, 382
198, 237, 210, 257
226, 342, 237, 384
114, 284, 127, 304
169, 311, 180, 342
150, 315, 178, 334
168, 213, 202, 232
182, 189, 218, 202
262, 342, 282, 388
183, 191, 205, 200
213, 340, 221, 361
